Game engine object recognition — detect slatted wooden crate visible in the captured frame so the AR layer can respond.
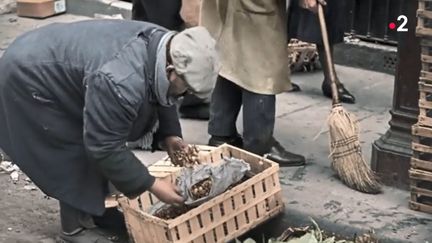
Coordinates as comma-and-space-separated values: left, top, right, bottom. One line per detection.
417, 0, 432, 38
411, 125, 432, 213
412, 125, 432, 172
409, 169, 432, 213
409, 0, 432, 214
118, 144, 284, 243
417, 1, 432, 84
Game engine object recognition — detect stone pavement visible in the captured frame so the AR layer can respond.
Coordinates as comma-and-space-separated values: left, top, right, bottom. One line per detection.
0, 13, 431, 242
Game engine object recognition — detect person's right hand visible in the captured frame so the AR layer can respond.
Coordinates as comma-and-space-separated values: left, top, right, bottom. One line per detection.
149, 177, 184, 205
299, 0, 327, 13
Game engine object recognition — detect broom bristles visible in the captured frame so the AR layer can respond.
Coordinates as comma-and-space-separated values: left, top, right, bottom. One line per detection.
328, 105, 381, 194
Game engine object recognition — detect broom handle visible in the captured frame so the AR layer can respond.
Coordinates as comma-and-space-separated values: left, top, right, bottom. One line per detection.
318, 4, 339, 105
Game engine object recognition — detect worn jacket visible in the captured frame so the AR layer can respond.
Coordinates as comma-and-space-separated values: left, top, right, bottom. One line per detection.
200, 0, 291, 94
0, 20, 181, 215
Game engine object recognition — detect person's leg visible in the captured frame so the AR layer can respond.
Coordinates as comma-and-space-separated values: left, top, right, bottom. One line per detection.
241, 91, 275, 155
178, 94, 210, 120
59, 202, 115, 243
318, 45, 356, 104
132, 0, 183, 30
208, 76, 243, 147
242, 90, 306, 166
131, 0, 148, 21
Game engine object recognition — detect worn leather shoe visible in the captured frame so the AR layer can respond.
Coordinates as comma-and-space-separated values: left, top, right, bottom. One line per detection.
321, 81, 356, 104
264, 139, 305, 166
58, 228, 117, 243
208, 134, 243, 148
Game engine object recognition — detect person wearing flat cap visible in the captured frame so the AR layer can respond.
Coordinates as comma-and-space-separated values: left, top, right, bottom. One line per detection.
0, 20, 218, 243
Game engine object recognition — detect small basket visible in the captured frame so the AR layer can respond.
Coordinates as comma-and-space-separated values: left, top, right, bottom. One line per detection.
119, 144, 284, 243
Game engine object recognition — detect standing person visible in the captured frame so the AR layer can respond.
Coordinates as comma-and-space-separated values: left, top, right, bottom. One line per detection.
0, 20, 218, 242
288, 0, 356, 104
132, 0, 210, 119
201, 0, 306, 166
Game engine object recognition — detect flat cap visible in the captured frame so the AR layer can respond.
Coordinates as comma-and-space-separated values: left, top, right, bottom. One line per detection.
170, 26, 220, 99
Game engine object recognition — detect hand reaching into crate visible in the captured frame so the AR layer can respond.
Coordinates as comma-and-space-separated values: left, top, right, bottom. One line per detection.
163, 136, 189, 166
149, 177, 184, 205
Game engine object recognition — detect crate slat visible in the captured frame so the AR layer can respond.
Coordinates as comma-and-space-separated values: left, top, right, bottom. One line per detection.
418, 27, 432, 37
410, 168, 432, 181
413, 124, 432, 137
412, 142, 432, 153
410, 201, 432, 213
422, 55, 432, 65
411, 185, 432, 198
418, 115, 432, 127
419, 99, 432, 110
411, 157, 432, 171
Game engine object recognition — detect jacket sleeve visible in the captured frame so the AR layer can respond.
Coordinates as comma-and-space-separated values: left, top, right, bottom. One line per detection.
156, 105, 183, 139
83, 72, 155, 198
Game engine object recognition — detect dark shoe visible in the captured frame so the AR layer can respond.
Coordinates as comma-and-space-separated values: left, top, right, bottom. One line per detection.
58, 228, 118, 243
288, 82, 301, 92
264, 139, 305, 166
179, 104, 209, 120
321, 81, 356, 104
208, 134, 243, 148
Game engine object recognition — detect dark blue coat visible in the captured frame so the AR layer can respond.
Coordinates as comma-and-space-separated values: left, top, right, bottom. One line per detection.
0, 20, 181, 215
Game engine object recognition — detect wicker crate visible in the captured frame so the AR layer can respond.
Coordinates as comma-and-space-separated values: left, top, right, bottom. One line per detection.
119, 144, 284, 243
287, 39, 319, 72
409, 169, 432, 213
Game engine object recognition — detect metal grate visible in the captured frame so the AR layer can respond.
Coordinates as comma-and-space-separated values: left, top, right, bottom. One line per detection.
383, 54, 398, 72
344, 0, 406, 45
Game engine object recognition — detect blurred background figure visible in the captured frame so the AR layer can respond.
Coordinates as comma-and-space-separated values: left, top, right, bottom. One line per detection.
288, 0, 356, 104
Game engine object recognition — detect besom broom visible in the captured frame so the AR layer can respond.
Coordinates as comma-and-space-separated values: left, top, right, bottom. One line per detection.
317, 4, 381, 194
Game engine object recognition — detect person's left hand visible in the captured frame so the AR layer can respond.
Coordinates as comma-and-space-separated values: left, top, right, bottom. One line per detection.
164, 136, 188, 164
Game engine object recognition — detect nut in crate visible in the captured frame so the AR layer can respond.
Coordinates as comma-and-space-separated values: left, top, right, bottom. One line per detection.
171, 144, 201, 167
189, 178, 213, 200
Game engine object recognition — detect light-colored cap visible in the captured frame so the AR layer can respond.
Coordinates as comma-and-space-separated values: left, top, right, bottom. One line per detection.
170, 26, 220, 99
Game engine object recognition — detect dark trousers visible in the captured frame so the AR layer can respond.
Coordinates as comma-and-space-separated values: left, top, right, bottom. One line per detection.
131, 0, 183, 30
208, 76, 275, 155
60, 202, 96, 234
60, 201, 125, 234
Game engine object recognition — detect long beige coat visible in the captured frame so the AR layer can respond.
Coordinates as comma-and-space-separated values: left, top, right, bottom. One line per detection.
200, 0, 291, 95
